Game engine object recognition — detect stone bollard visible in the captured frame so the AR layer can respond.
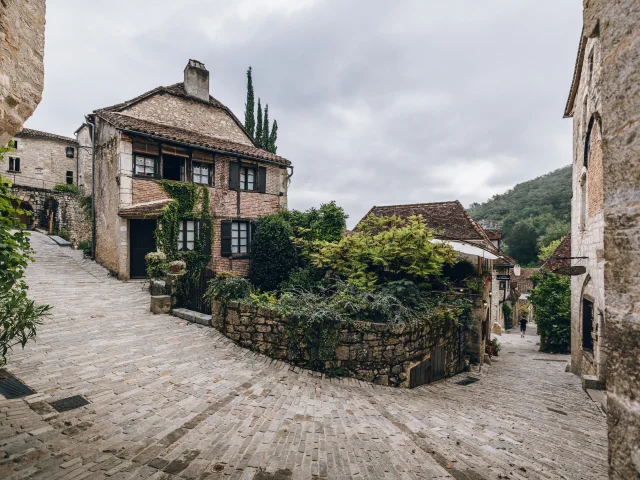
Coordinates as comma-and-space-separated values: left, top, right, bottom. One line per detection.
150, 295, 171, 314
149, 280, 167, 296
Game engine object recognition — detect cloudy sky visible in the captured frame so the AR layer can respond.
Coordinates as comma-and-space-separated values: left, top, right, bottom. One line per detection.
26, 0, 582, 228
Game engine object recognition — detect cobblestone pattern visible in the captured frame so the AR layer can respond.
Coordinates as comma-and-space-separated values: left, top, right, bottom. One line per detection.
0, 232, 608, 479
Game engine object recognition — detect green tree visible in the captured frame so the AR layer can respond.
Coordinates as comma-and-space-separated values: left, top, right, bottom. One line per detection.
0, 144, 51, 366
262, 104, 270, 149
538, 238, 562, 262
255, 99, 263, 147
267, 119, 278, 154
250, 214, 298, 292
281, 201, 347, 243
529, 271, 571, 353
244, 67, 255, 137
299, 214, 457, 290
505, 220, 538, 265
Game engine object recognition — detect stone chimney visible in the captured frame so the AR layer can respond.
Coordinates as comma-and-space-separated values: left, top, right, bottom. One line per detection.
183, 59, 210, 102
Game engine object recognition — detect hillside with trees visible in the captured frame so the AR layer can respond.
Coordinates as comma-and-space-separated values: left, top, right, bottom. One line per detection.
468, 165, 572, 265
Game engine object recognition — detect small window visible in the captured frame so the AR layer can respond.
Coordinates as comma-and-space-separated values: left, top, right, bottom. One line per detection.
162, 154, 185, 182
177, 219, 200, 252
8, 157, 20, 172
134, 154, 157, 177
232, 221, 250, 254
192, 162, 212, 185
66, 171, 73, 184
240, 166, 255, 191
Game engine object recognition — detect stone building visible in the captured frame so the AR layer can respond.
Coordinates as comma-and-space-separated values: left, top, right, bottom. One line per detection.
0, 0, 46, 144
564, 16, 607, 392
566, 3, 640, 477
7, 129, 79, 190
85, 60, 292, 279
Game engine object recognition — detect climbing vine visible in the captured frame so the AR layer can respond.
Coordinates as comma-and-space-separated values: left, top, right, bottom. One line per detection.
153, 181, 214, 304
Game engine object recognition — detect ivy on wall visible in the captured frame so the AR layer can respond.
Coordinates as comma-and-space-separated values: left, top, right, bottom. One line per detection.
153, 181, 213, 303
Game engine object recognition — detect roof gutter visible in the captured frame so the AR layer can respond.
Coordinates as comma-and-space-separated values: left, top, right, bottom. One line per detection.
114, 127, 291, 168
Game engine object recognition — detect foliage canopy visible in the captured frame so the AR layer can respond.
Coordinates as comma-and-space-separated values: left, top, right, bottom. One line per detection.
529, 271, 571, 353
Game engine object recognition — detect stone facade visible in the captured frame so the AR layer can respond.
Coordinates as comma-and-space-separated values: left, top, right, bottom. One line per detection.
566, 3, 640, 477
11, 185, 91, 247
210, 301, 467, 388
0, 0, 46, 145
7, 130, 79, 190
75, 124, 93, 191
91, 60, 291, 279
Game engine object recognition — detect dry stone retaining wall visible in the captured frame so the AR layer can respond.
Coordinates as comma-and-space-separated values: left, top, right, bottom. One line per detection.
211, 301, 465, 388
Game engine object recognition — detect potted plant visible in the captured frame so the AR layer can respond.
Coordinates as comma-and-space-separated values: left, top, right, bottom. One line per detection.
145, 251, 168, 279
169, 260, 186, 274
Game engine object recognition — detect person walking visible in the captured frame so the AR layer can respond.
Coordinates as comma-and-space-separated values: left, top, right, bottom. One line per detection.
519, 314, 528, 338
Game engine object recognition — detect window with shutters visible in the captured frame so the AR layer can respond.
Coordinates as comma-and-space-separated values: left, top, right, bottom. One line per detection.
229, 161, 267, 193
178, 219, 200, 252
192, 162, 212, 185
134, 154, 158, 177
240, 166, 255, 191
8, 157, 20, 172
220, 220, 254, 256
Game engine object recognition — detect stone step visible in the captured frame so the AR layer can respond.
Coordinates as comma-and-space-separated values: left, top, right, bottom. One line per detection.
172, 308, 212, 326
581, 374, 605, 391
49, 235, 71, 247
586, 388, 607, 414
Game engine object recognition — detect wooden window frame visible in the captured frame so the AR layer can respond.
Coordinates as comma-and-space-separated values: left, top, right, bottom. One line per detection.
192, 161, 213, 186
133, 153, 158, 178
66, 171, 73, 185
8, 157, 20, 172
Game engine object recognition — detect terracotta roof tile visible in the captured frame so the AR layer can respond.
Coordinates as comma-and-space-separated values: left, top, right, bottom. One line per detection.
541, 233, 572, 274
484, 228, 502, 241
17, 128, 77, 144
97, 111, 291, 166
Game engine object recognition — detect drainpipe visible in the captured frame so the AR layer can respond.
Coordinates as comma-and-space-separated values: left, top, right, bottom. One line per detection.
84, 115, 96, 260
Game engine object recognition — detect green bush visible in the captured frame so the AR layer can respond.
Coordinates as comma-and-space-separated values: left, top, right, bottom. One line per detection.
53, 184, 81, 194
486, 337, 501, 357
529, 271, 571, 353
56, 228, 71, 241
280, 266, 325, 291
204, 273, 251, 308
78, 240, 92, 256
280, 201, 348, 242
250, 214, 297, 292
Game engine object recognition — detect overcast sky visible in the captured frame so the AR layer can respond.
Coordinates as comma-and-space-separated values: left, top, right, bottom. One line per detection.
26, 0, 582, 228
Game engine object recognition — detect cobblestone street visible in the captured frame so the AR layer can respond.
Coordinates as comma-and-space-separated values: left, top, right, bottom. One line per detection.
0, 233, 608, 480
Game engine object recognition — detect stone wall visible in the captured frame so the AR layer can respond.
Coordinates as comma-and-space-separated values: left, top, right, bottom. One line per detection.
8, 133, 79, 189
11, 185, 91, 247
0, 0, 46, 145
210, 301, 466, 388
76, 124, 93, 193
580, 1, 640, 477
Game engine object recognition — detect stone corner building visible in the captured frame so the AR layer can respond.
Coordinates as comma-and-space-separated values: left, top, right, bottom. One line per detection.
565, 2, 640, 478
0, 0, 46, 144
88, 60, 292, 279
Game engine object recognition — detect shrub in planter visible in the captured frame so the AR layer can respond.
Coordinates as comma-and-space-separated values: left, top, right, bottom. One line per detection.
485, 337, 501, 357
145, 251, 167, 279
169, 260, 186, 274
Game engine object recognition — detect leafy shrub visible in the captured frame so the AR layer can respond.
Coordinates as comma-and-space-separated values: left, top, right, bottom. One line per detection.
280, 201, 348, 242
56, 228, 71, 241
485, 337, 501, 357
78, 240, 92, 256
250, 214, 297, 291
249, 291, 279, 308
529, 271, 571, 353
378, 279, 423, 307
204, 273, 251, 309
502, 302, 514, 329
145, 251, 167, 279
280, 266, 325, 291
53, 184, 81, 194
298, 214, 457, 290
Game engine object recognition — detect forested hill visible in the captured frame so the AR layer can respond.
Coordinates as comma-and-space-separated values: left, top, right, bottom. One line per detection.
468, 165, 572, 266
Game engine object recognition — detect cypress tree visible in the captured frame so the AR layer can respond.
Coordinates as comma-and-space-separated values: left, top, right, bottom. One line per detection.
262, 104, 270, 149
268, 119, 278, 154
255, 99, 263, 147
244, 67, 255, 137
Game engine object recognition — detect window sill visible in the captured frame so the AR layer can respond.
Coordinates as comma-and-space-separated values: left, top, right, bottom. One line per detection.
222, 253, 251, 260
583, 349, 594, 362
7, 170, 20, 173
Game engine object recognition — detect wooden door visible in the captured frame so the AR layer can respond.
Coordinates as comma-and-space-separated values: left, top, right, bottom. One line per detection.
130, 219, 157, 279
431, 345, 445, 382
409, 357, 431, 388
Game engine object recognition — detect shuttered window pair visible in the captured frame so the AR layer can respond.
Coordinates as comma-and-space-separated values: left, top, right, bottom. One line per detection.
220, 220, 255, 256
228, 161, 267, 193
177, 219, 212, 253
192, 162, 212, 185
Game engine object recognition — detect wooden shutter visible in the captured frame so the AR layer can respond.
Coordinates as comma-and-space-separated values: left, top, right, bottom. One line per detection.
257, 166, 267, 193
221, 220, 232, 257
200, 219, 212, 254
229, 161, 239, 189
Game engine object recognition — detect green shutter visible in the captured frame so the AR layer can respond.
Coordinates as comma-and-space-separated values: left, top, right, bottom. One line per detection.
229, 161, 239, 189
257, 166, 267, 193
221, 220, 232, 257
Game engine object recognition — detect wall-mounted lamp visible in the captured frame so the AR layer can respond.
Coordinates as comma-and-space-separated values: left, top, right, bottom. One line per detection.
489, 291, 492, 296
66, 146, 75, 158
483, 300, 488, 307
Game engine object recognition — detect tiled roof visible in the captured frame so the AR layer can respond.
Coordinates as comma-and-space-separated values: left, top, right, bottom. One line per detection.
541, 233, 572, 274
119, 199, 173, 218
17, 128, 77, 144
96, 111, 291, 166
484, 228, 502, 241
509, 267, 539, 294
564, 34, 587, 118
358, 201, 493, 242
96, 82, 255, 147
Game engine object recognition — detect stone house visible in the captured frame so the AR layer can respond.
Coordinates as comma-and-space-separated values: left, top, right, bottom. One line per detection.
84, 60, 292, 279
563, 27, 606, 390
566, 3, 640, 476
7, 129, 79, 190
356, 201, 513, 363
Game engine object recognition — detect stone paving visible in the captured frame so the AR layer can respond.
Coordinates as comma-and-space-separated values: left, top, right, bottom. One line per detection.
0, 232, 608, 479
